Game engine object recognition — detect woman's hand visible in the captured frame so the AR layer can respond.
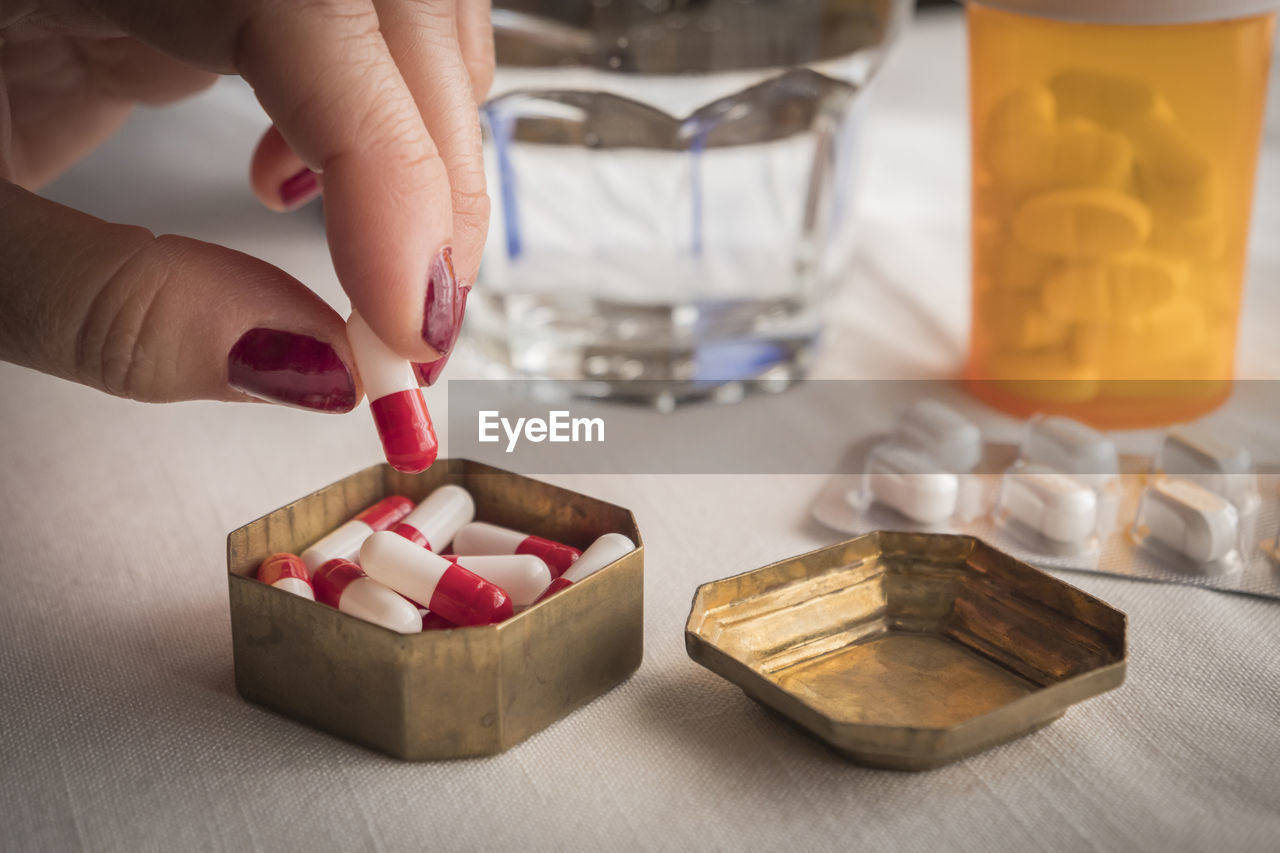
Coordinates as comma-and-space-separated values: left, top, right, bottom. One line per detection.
0, 0, 492, 409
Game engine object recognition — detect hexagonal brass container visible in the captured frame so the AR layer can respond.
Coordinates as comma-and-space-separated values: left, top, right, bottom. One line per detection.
685, 532, 1125, 770
227, 460, 643, 760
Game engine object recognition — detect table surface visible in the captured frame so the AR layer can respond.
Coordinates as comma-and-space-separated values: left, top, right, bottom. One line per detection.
4, 9, 1279, 852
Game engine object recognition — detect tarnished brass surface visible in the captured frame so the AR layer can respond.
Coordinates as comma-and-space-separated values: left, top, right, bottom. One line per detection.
227, 460, 644, 760
685, 532, 1126, 770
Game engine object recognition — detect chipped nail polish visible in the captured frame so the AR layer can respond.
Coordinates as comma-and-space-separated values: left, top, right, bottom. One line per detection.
416, 284, 469, 386
422, 247, 459, 355
228, 328, 356, 412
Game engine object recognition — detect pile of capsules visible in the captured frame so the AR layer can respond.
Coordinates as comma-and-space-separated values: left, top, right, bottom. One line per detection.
255, 485, 636, 633
833, 399, 1278, 590
974, 68, 1233, 383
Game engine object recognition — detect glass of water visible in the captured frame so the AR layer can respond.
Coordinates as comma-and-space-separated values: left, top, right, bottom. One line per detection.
473, 0, 912, 405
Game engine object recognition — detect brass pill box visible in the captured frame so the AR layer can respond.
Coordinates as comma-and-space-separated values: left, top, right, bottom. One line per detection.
226, 460, 643, 760
686, 532, 1126, 770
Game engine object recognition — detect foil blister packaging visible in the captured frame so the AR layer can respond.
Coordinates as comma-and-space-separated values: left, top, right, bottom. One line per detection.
813, 401, 1280, 600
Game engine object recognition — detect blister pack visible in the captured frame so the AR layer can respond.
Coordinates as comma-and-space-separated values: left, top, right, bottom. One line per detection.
814, 400, 1280, 600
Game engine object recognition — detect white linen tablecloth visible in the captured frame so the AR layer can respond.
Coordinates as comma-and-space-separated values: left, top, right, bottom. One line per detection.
2, 10, 1278, 852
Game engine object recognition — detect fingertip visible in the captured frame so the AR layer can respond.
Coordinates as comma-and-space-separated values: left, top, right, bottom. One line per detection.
322, 167, 455, 365
250, 126, 320, 212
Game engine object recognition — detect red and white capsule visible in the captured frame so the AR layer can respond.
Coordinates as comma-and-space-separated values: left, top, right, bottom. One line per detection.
420, 611, 454, 631
537, 533, 636, 601
300, 495, 414, 573
451, 521, 581, 577
441, 554, 553, 607
347, 312, 438, 474
256, 553, 315, 600
391, 485, 475, 551
312, 558, 422, 633
360, 531, 514, 626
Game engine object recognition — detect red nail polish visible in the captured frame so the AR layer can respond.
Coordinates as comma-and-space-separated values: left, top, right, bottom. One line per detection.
416, 284, 469, 386
228, 328, 356, 412
422, 247, 460, 355
280, 168, 319, 208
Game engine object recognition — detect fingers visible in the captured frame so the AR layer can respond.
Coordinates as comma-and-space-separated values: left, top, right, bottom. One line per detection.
250, 125, 320, 212
373, 0, 489, 306
0, 181, 358, 410
235, 0, 455, 363
1, 37, 216, 189
72, 37, 218, 107
456, 0, 496, 103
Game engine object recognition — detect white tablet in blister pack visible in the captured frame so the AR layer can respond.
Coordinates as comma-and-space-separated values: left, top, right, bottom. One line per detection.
996, 462, 1098, 548
1020, 415, 1118, 491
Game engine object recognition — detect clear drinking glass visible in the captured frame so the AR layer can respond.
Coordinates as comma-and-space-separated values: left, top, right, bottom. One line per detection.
473, 0, 912, 404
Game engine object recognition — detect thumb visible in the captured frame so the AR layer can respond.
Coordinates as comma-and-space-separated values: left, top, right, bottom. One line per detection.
0, 181, 358, 410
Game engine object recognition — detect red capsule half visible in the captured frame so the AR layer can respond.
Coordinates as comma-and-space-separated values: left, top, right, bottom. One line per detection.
256, 553, 315, 600
354, 495, 416, 530
431, 562, 514, 626
392, 522, 430, 548
370, 388, 438, 474
312, 558, 366, 608
515, 537, 581, 577
534, 576, 574, 603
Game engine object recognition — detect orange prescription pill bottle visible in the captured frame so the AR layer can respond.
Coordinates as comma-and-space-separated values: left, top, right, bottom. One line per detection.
964, 0, 1277, 427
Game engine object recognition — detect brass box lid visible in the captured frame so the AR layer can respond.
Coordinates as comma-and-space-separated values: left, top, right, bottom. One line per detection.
227, 460, 644, 760
686, 531, 1126, 770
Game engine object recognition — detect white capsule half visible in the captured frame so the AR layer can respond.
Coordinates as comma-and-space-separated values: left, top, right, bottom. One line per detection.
301, 519, 376, 573
1020, 415, 1118, 490
346, 311, 418, 401
893, 399, 983, 473
398, 485, 476, 551
1155, 427, 1256, 510
340, 577, 423, 634
864, 444, 959, 524
451, 521, 526, 554
449, 554, 552, 606
997, 462, 1097, 544
272, 577, 316, 600
561, 533, 637, 584
1135, 478, 1238, 564
361, 531, 455, 607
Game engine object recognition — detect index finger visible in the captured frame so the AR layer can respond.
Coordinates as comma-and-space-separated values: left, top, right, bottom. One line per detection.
235, 0, 455, 363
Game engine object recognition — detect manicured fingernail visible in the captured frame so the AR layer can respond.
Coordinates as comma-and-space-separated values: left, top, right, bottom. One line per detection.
416, 284, 469, 386
416, 352, 451, 387
422, 247, 460, 355
228, 328, 356, 412
280, 168, 319, 208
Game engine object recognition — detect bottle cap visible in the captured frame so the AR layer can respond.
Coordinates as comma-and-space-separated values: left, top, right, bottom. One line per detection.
970, 0, 1278, 25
